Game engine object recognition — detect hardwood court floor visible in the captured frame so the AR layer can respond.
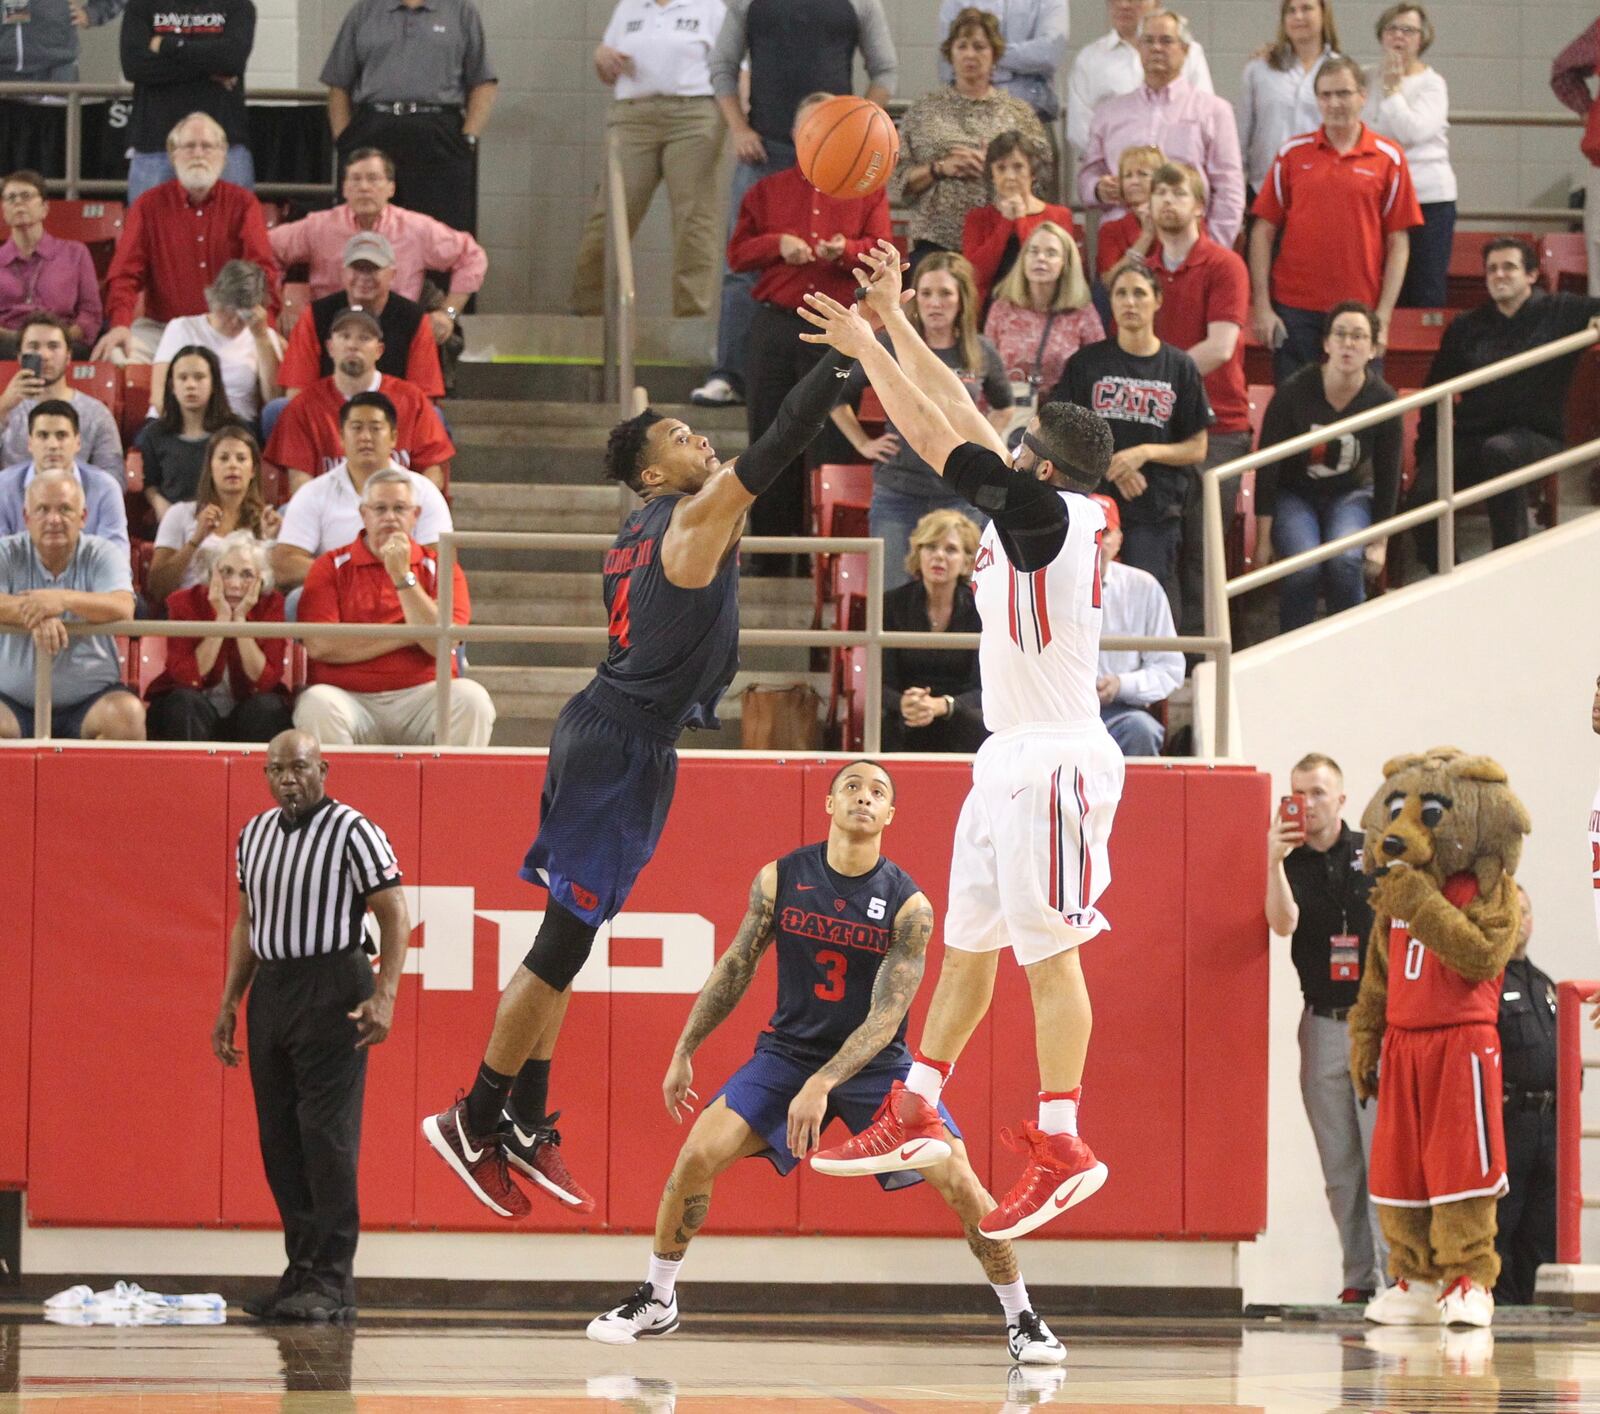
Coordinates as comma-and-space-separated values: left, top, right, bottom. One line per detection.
2, 1307, 1599, 1411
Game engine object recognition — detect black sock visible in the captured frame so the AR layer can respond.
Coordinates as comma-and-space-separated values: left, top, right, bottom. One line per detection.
465, 1061, 513, 1135
508, 1058, 551, 1130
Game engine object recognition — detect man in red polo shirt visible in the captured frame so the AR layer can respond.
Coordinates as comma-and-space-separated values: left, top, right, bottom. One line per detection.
294, 466, 493, 747
1149, 160, 1251, 643
266, 309, 454, 494
730, 90, 893, 567
1248, 56, 1422, 383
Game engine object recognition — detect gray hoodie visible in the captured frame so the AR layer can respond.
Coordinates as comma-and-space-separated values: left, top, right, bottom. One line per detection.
2, 0, 127, 83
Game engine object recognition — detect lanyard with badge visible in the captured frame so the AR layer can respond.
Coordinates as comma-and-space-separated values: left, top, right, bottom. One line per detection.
1328, 832, 1362, 982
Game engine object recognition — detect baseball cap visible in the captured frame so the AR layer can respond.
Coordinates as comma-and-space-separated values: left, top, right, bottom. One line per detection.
342, 231, 395, 268
1089, 493, 1121, 531
329, 307, 383, 339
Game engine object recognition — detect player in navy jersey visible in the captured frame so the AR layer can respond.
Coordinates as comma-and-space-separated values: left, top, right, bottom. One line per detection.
585, 761, 1065, 1365
424, 332, 861, 1222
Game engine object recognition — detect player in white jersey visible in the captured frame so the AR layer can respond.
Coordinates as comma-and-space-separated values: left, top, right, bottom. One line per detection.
799, 241, 1125, 1240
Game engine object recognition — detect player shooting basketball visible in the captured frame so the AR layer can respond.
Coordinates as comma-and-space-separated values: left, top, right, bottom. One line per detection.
798, 241, 1123, 1240
586, 760, 1065, 1366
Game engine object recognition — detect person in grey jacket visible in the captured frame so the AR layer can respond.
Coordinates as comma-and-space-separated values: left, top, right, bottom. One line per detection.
0, 1, 128, 174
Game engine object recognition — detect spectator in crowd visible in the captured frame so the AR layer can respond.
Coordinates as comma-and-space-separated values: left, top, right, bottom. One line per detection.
1249, 57, 1421, 382
0, 313, 122, 476
889, 9, 1047, 273
1494, 885, 1557, 1307
145, 529, 293, 742
1147, 161, 1252, 642
729, 90, 891, 569
1551, 17, 1600, 296
271, 147, 487, 342
881, 506, 985, 753
149, 424, 281, 602
570, 1, 727, 319
691, 0, 896, 407
961, 129, 1074, 305
275, 233, 444, 400
0, 468, 142, 740
982, 221, 1104, 423
1049, 259, 1210, 618
1409, 239, 1600, 567
1254, 302, 1399, 632
0, 399, 126, 550
0, 170, 101, 356
294, 468, 492, 746
267, 310, 453, 495
322, 0, 497, 234
831, 253, 1012, 589
271, 391, 452, 593
0, 1, 127, 174
1265, 751, 1387, 1304
1092, 143, 1162, 278
150, 260, 283, 425
94, 112, 279, 366
1079, 9, 1244, 251
1239, 0, 1338, 204
135, 345, 237, 520
1365, 5, 1455, 309
1068, 0, 1213, 159
1093, 492, 1180, 757
121, 0, 256, 203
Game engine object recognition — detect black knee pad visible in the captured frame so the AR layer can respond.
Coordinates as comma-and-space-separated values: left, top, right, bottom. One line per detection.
523, 904, 599, 991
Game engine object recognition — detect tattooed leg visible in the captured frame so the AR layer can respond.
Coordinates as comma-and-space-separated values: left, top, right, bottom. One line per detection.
923, 1137, 1021, 1284
652, 1098, 768, 1260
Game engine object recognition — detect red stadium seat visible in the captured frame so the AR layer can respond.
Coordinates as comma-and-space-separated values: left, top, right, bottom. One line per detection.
809, 461, 874, 623
259, 459, 288, 507
1382, 307, 1457, 388
256, 200, 283, 230
134, 636, 167, 696
120, 364, 153, 442
1540, 232, 1588, 293
281, 281, 312, 334
130, 540, 156, 602
1242, 327, 1272, 388
858, 386, 887, 427
65, 362, 120, 422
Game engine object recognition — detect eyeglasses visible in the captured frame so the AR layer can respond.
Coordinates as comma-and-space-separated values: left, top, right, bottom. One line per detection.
173, 140, 224, 154
1327, 327, 1372, 344
1, 189, 41, 203
1382, 22, 1423, 35
1141, 35, 1183, 47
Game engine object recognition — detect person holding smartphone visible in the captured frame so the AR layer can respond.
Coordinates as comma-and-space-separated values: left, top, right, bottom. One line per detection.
1265, 750, 1387, 1304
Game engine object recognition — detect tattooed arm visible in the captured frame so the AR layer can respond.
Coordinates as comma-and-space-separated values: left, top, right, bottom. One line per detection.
785, 892, 936, 1156
662, 862, 778, 1120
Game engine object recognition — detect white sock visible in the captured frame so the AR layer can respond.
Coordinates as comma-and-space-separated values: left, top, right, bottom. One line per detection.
905, 1060, 947, 1105
992, 1277, 1031, 1322
646, 1254, 683, 1305
1038, 1090, 1079, 1136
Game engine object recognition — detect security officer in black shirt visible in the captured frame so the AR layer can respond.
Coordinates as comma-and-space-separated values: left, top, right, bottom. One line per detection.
1266, 751, 1387, 1301
1494, 883, 1558, 1305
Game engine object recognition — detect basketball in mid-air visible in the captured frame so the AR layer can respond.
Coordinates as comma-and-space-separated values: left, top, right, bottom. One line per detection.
796, 96, 900, 199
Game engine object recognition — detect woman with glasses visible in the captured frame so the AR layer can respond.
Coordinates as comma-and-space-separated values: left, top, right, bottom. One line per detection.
1254, 301, 1400, 631
1364, 4, 1455, 307
0, 170, 101, 357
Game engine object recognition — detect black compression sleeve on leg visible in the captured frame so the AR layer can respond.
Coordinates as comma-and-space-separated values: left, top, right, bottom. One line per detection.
524, 903, 600, 992
733, 348, 856, 498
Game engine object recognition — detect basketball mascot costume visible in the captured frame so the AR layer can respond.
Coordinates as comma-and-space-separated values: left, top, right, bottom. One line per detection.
1347, 748, 1531, 1329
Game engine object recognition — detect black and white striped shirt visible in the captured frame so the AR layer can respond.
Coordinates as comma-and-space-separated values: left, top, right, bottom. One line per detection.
236, 796, 402, 961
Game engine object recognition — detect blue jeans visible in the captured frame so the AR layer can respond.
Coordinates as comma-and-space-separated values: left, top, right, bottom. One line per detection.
711, 136, 796, 390
127, 144, 256, 204
1102, 702, 1164, 757
1272, 303, 1328, 385
1272, 486, 1372, 632
1400, 200, 1456, 309
260, 395, 289, 447
869, 482, 985, 593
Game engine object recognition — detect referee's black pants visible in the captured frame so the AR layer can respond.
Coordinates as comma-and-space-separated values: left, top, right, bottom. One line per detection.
1493, 1104, 1557, 1305
247, 948, 374, 1303
337, 107, 478, 234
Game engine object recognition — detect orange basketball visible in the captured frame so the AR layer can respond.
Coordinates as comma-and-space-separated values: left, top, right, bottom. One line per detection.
796, 96, 900, 199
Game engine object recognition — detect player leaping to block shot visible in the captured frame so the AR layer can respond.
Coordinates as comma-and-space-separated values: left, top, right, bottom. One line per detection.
423, 330, 860, 1220
798, 241, 1123, 1241
586, 760, 1065, 1366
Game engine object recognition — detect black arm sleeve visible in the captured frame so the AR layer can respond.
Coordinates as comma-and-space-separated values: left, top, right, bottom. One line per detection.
733, 349, 856, 497
944, 440, 1068, 572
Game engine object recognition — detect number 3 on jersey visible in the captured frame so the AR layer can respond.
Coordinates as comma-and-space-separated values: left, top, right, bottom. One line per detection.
607, 576, 632, 649
814, 948, 847, 1002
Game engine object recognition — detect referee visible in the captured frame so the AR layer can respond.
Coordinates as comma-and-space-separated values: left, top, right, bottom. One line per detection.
213, 730, 411, 1323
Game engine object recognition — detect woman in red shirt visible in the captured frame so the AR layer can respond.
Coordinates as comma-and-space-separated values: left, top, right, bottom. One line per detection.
961, 129, 1076, 306
1094, 144, 1164, 278
145, 530, 294, 742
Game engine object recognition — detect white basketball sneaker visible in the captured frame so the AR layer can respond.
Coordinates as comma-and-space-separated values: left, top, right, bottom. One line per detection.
1364, 1278, 1443, 1325
1007, 1308, 1066, 1365
585, 1282, 679, 1344
1438, 1276, 1494, 1328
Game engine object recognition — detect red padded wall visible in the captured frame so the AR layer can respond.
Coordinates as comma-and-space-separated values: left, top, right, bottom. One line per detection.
0, 753, 34, 1187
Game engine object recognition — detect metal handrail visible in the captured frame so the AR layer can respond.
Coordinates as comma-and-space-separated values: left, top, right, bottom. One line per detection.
600, 128, 642, 421
13, 533, 1231, 753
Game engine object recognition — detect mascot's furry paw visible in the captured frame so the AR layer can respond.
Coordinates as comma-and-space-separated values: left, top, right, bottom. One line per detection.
1370, 865, 1438, 924
1350, 1033, 1382, 1101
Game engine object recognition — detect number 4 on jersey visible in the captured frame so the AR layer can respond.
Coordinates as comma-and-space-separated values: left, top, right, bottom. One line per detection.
607, 576, 633, 649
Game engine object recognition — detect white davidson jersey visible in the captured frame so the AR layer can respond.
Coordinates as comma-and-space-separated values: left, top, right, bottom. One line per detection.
969, 491, 1106, 732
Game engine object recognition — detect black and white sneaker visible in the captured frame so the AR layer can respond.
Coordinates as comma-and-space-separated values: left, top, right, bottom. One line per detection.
1007, 1308, 1066, 1365
586, 1282, 680, 1345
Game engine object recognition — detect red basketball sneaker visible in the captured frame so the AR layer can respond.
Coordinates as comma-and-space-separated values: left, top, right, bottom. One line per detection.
979, 1123, 1109, 1239
500, 1110, 597, 1214
809, 1080, 952, 1176
422, 1095, 531, 1220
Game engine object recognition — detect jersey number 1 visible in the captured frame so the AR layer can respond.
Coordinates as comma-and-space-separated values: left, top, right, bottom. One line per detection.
1091, 529, 1104, 608
814, 949, 847, 1002
607, 576, 633, 649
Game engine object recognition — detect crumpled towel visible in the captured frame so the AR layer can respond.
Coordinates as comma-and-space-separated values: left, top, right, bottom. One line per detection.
42, 1281, 227, 1324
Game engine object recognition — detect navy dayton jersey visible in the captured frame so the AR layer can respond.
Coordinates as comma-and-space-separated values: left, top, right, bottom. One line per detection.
596, 493, 740, 731
762, 844, 923, 1070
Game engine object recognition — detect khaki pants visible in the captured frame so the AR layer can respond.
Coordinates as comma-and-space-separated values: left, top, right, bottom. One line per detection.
294, 680, 496, 747
571, 95, 727, 318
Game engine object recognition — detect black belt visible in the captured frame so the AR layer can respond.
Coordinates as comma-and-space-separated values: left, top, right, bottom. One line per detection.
1503, 1087, 1556, 1113
255, 946, 363, 971
1310, 1004, 1352, 1022
363, 101, 460, 116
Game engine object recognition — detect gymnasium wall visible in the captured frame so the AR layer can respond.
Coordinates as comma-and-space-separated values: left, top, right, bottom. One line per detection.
1204, 512, 1600, 1304
0, 749, 1267, 1264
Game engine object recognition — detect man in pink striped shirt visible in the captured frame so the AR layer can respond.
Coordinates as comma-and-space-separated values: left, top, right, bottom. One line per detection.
270, 148, 488, 346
